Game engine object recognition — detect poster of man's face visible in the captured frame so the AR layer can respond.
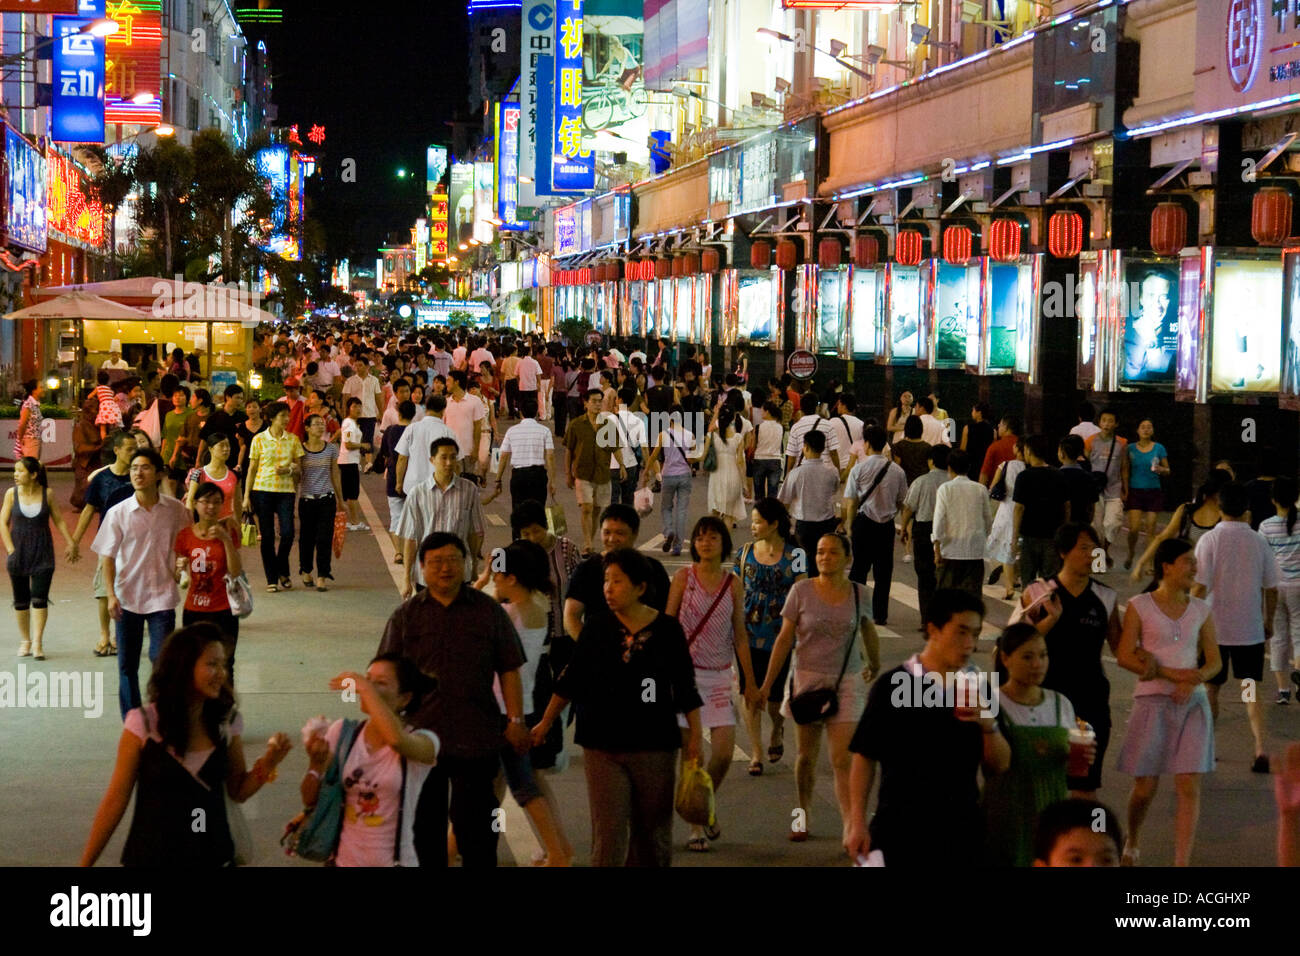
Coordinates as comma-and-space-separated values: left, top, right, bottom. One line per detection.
1122, 263, 1178, 384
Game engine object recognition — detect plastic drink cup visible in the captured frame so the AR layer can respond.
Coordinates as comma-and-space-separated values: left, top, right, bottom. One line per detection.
1068, 725, 1096, 777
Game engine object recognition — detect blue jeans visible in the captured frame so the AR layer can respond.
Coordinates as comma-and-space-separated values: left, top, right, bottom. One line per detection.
661, 473, 693, 548
117, 608, 175, 719
752, 458, 783, 501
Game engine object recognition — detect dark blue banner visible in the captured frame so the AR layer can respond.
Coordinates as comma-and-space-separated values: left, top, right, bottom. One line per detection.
550, 0, 594, 193
51, 9, 105, 144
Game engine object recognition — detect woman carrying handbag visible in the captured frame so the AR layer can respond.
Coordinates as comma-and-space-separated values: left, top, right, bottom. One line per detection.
758, 533, 879, 843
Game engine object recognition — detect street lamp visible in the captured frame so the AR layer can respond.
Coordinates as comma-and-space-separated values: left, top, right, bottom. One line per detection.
755, 26, 874, 81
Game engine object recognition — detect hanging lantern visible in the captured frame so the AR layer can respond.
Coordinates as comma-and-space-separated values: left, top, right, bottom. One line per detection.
775, 239, 798, 270
1149, 203, 1186, 257
608, 260, 622, 281
682, 252, 699, 275
1047, 211, 1085, 258
751, 240, 772, 269
1252, 187, 1293, 246
895, 229, 923, 266
818, 238, 842, 269
655, 256, 673, 279
988, 218, 1021, 262
853, 235, 879, 268
942, 225, 972, 266
670, 256, 684, 277
701, 248, 721, 273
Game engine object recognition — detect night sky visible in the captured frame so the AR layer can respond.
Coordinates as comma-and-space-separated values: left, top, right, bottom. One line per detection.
262, 0, 470, 265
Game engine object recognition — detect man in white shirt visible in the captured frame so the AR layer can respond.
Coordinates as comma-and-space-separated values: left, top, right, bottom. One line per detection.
376, 377, 412, 446
101, 349, 130, 371
830, 393, 865, 457
778, 428, 841, 576
91, 448, 193, 719
1193, 482, 1279, 772
516, 348, 542, 412
843, 425, 909, 625
494, 394, 555, 509
395, 394, 457, 494
316, 354, 340, 387
916, 396, 952, 447
785, 393, 842, 476
607, 387, 648, 507
443, 369, 486, 482
342, 355, 383, 470
932, 449, 993, 600
451, 340, 468, 371
899, 444, 952, 623
1069, 402, 1101, 442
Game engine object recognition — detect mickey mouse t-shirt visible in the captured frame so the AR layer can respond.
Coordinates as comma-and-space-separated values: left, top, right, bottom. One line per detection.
322, 718, 439, 867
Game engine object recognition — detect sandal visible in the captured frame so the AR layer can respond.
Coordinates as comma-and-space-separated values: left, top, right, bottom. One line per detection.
93, 642, 113, 658
266, 583, 279, 593
748, 760, 763, 776
704, 822, 721, 841
109, 643, 118, 655
394, 554, 403, 565
302, 575, 315, 589
768, 744, 784, 763
686, 836, 709, 852
33, 646, 44, 661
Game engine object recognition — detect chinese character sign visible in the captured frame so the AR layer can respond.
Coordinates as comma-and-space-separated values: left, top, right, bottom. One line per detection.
497, 101, 526, 231
5, 126, 47, 252
551, 0, 594, 192
429, 190, 449, 262
521, 0, 554, 197
47, 150, 104, 246
51, 13, 105, 143
103, 0, 162, 125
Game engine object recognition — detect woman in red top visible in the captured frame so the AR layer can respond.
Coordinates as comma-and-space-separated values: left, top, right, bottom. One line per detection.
175, 481, 243, 683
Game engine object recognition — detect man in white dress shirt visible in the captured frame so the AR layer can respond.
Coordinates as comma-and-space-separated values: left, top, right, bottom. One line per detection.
916, 396, 952, 447
932, 449, 993, 600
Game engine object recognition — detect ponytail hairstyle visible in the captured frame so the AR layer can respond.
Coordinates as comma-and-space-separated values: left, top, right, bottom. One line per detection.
994, 622, 1042, 685
1273, 475, 1299, 535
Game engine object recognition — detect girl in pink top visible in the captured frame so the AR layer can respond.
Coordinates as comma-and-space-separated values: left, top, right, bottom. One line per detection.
665, 515, 759, 853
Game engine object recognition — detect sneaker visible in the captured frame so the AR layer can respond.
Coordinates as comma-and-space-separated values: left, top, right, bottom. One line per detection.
1278, 690, 1292, 705
661, 533, 673, 553
354, 522, 370, 532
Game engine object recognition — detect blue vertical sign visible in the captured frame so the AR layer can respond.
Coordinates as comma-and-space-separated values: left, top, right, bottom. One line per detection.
551, 0, 594, 193
497, 100, 527, 231
52, 0, 106, 144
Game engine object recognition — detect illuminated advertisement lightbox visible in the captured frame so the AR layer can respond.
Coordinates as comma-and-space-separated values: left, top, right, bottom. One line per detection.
850, 266, 879, 357
1209, 259, 1282, 393
884, 264, 921, 363
931, 261, 976, 369
1120, 259, 1179, 386
737, 271, 774, 344
816, 266, 847, 355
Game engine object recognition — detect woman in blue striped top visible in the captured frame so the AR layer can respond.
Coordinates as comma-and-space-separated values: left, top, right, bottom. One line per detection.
298, 414, 345, 591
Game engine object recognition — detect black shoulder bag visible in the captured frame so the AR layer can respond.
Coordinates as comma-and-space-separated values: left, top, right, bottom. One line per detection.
1090, 438, 1116, 495
789, 584, 861, 725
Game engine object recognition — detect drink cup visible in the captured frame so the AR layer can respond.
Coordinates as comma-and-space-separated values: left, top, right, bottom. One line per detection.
1068, 725, 1096, 778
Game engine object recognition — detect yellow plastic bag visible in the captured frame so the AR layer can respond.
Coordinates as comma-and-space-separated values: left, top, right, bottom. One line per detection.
675, 757, 715, 827
546, 503, 567, 538
240, 514, 258, 548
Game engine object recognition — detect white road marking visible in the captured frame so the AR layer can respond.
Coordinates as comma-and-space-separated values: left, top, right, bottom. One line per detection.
486, 512, 506, 526
641, 533, 665, 551
356, 483, 537, 866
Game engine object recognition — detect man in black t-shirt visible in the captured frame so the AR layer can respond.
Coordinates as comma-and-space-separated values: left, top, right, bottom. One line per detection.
845, 589, 1008, 867
67, 430, 136, 655
1013, 435, 1068, 585
1057, 434, 1097, 526
563, 504, 671, 641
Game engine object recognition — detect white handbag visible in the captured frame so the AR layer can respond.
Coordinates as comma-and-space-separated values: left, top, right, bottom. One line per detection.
633, 486, 654, 517
225, 572, 254, 619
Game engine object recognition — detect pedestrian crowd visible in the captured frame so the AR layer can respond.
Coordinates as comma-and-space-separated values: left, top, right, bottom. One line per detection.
8, 324, 1300, 869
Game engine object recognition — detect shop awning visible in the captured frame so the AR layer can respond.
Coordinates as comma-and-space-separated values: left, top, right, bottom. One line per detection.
31, 276, 280, 326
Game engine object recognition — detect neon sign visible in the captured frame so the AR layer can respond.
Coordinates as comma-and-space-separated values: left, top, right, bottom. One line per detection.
104, 0, 162, 125
47, 150, 104, 246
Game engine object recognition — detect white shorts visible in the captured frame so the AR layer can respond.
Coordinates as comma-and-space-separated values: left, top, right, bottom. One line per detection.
388, 496, 406, 534
781, 671, 867, 724
574, 478, 611, 508
678, 666, 736, 729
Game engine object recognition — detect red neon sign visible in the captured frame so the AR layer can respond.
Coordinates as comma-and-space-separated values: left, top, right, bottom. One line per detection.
104, 0, 163, 125
47, 152, 105, 247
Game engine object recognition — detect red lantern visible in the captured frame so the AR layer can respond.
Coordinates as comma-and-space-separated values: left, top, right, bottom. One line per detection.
683, 252, 700, 275
853, 235, 879, 268
1149, 203, 1186, 257
775, 239, 798, 271
895, 229, 923, 266
1047, 210, 1085, 258
608, 260, 622, 281
818, 238, 842, 269
1252, 187, 1293, 247
655, 257, 672, 279
701, 248, 721, 273
671, 256, 684, 277
751, 241, 772, 269
988, 218, 1021, 262
942, 226, 972, 265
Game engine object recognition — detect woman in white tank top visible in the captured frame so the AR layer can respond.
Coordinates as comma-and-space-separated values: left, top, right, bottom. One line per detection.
666, 516, 759, 853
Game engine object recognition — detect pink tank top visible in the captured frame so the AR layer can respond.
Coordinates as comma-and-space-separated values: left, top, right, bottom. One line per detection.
680, 565, 735, 671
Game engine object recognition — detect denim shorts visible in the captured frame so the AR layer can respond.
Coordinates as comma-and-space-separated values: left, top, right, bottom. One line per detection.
500, 711, 543, 806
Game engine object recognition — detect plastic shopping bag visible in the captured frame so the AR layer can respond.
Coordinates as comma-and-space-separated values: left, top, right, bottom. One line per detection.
332, 509, 347, 559
675, 757, 716, 827
546, 502, 567, 537
633, 486, 654, 518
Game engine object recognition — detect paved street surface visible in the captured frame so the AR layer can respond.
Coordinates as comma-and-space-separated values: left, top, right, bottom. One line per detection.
0, 453, 1288, 868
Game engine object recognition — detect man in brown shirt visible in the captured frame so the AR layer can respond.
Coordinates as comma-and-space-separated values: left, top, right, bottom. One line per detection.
563, 388, 626, 554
